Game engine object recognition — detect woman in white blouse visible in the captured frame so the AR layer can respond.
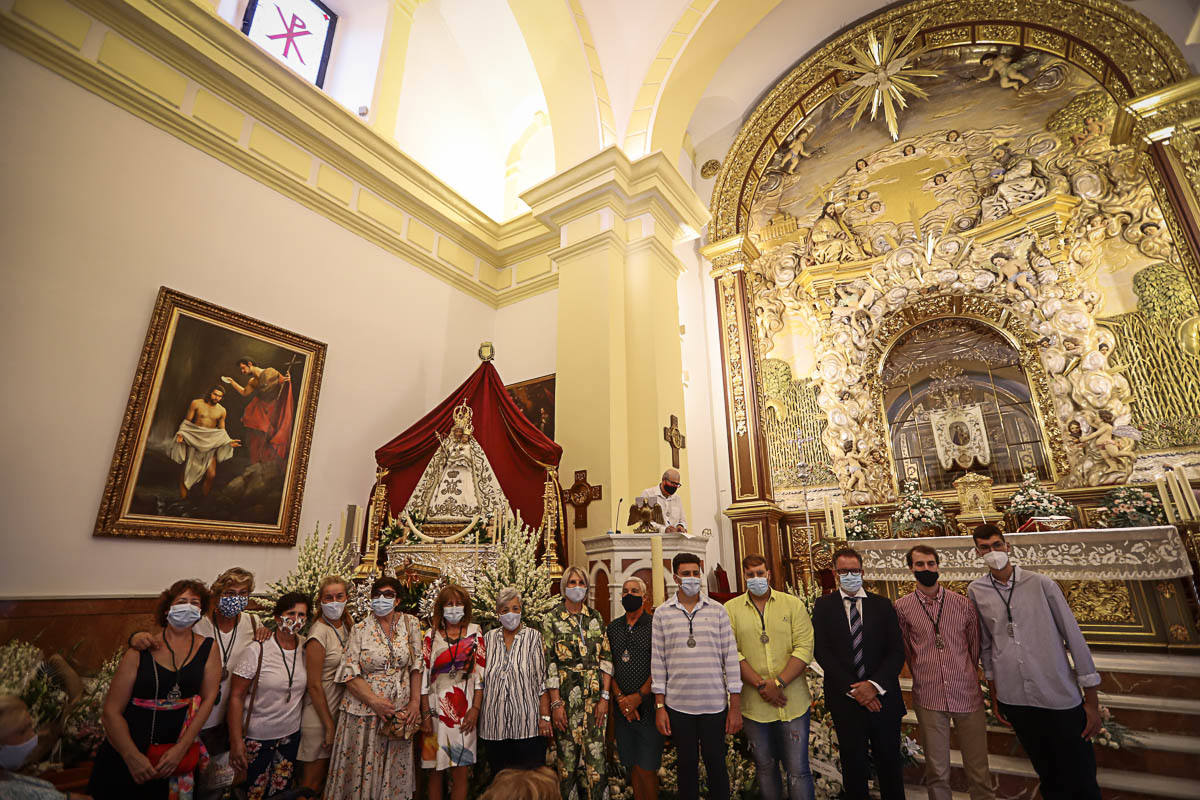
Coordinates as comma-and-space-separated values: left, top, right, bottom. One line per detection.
324, 576, 423, 800
297, 575, 353, 793
478, 587, 551, 774
227, 591, 311, 800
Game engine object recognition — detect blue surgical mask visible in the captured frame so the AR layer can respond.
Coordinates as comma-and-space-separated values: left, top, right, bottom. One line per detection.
371, 596, 395, 617
679, 576, 702, 597
0, 733, 37, 769
499, 612, 522, 631
746, 577, 770, 596
218, 595, 248, 618
564, 586, 587, 604
167, 603, 201, 629
321, 601, 346, 621
839, 572, 864, 594
443, 606, 465, 624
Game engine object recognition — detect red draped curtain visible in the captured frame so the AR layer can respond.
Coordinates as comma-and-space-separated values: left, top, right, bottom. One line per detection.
374, 362, 562, 527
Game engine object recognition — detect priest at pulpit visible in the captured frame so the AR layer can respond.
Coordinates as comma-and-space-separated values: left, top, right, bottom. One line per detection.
638, 469, 686, 532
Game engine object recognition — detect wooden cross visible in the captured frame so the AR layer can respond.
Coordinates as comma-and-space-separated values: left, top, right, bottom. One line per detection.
663, 415, 687, 469
562, 469, 603, 528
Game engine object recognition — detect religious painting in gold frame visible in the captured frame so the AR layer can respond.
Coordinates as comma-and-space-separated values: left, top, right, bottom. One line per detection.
506, 373, 556, 440
94, 287, 326, 545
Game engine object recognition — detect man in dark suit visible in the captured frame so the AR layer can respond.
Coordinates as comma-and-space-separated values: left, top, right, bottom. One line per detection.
813, 546, 906, 800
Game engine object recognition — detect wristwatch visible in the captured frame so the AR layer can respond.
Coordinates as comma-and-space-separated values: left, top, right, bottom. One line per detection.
655, 702, 666, 710
775, 678, 787, 690
756, 680, 767, 690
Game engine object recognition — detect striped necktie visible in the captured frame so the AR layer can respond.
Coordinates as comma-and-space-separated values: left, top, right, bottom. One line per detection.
848, 597, 866, 679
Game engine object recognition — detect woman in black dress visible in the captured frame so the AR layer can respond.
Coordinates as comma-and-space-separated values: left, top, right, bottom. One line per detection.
89, 579, 221, 799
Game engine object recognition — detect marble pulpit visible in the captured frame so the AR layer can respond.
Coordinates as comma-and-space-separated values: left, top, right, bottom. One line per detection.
580, 529, 710, 621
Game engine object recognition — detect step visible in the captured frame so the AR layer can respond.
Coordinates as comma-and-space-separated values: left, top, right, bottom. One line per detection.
1093, 653, 1200, 698
906, 748, 1200, 799
1095, 691, 1200, 735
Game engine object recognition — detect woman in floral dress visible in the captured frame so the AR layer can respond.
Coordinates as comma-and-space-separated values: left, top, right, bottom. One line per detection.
324, 577, 423, 800
544, 566, 613, 800
420, 584, 486, 800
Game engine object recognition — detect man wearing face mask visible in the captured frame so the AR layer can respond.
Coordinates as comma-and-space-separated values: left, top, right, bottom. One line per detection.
652, 553, 742, 800
894, 545, 994, 800
725, 555, 815, 800
968, 524, 1102, 800
606, 577, 661, 800
638, 468, 687, 532
812, 547, 906, 800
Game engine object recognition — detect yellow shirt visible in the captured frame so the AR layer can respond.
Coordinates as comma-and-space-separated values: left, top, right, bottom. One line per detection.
725, 589, 814, 723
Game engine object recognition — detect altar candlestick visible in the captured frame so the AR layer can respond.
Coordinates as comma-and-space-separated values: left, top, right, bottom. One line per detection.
1175, 466, 1200, 519
1156, 477, 1178, 526
834, 500, 847, 539
650, 535, 665, 607
823, 496, 833, 539
1167, 470, 1190, 523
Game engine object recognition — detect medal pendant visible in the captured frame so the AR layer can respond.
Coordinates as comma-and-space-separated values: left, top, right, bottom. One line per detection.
935, 636, 945, 650
686, 637, 697, 648
621, 651, 631, 663
221, 667, 229, 681
167, 684, 181, 703
1007, 622, 1015, 637
760, 633, 770, 644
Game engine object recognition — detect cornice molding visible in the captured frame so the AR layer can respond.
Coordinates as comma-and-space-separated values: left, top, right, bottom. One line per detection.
1, 0, 572, 307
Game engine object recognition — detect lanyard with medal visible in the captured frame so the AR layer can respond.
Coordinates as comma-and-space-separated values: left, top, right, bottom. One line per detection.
752, 598, 770, 645
620, 621, 634, 663
989, 574, 1016, 637
681, 604, 700, 648
214, 615, 237, 681
919, 587, 947, 650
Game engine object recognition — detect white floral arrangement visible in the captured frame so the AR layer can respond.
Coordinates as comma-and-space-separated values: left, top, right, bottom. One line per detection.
890, 479, 949, 535
1007, 472, 1073, 521
1099, 486, 1166, 529
261, 523, 355, 625
468, 512, 557, 632
844, 506, 879, 540
0, 641, 68, 728
62, 648, 122, 761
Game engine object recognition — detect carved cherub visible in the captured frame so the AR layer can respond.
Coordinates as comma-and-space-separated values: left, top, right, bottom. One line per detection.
977, 49, 1034, 90
840, 439, 871, 495
779, 127, 815, 173
1080, 409, 1137, 474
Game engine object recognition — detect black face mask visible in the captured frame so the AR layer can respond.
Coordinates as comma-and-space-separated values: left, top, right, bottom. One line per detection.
914, 569, 939, 587
662, 483, 678, 496
621, 594, 644, 612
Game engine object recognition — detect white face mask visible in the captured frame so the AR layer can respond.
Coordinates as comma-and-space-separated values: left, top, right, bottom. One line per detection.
499, 612, 522, 631
321, 601, 346, 621
982, 550, 1010, 570
564, 586, 587, 604
167, 603, 202, 629
678, 576, 702, 597
0, 733, 38, 769
443, 606, 465, 624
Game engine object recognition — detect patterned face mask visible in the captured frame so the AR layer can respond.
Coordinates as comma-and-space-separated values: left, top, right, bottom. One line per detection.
218, 595, 248, 618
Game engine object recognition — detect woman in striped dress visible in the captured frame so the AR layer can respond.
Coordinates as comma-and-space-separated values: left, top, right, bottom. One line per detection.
478, 587, 552, 775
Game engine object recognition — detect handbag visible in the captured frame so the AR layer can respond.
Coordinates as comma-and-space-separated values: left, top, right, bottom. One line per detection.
381, 616, 421, 740
232, 642, 266, 786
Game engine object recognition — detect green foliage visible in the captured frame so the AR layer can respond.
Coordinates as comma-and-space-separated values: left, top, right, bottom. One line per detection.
1099, 486, 1166, 529
0, 640, 67, 727
262, 523, 355, 625
469, 514, 556, 631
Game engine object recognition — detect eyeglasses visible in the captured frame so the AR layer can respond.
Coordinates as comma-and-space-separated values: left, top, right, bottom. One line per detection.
976, 541, 1006, 552
374, 591, 397, 599
835, 568, 863, 576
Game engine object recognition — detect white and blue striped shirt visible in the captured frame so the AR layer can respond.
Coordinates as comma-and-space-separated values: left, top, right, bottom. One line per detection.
651, 594, 742, 715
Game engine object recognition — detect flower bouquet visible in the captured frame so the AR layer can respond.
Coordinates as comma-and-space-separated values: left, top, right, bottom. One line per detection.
1007, 472, 1073, 523
1098, 486, 1166, 528
844, 507, 879, 540
890, 480, 949, 536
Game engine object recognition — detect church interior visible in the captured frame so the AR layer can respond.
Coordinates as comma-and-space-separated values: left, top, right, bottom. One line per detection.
2, 0, 1200, 798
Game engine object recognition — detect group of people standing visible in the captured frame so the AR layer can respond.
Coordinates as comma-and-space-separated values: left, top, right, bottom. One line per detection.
0, 520, 1104, 800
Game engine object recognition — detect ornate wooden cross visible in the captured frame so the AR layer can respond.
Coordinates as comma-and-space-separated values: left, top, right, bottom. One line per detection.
562, 469, 603, 528
663, 415, 687, 468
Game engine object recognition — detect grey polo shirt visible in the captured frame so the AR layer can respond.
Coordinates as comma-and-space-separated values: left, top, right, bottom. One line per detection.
968, 566, 1101, 710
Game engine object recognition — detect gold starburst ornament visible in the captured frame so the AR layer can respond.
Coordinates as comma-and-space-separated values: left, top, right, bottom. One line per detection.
831, 15, 941, 141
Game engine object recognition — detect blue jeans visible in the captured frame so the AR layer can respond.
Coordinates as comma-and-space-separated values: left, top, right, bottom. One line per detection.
743, 713, 814, 800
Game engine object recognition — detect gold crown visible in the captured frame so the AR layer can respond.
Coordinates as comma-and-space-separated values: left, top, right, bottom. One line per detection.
452, 402, 474, 436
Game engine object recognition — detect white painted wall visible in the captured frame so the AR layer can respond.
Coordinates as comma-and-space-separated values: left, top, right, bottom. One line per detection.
0, 49, 520, 598
493, 290, 558, 384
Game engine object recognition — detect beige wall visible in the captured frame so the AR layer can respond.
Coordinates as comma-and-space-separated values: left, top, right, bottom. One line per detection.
0, 48, 550, 598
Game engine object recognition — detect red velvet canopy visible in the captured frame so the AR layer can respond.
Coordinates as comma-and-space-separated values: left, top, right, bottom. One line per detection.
374, 361, 562, 526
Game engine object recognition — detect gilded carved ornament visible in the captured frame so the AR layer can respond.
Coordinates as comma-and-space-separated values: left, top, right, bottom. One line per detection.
707, 0, 1190, 243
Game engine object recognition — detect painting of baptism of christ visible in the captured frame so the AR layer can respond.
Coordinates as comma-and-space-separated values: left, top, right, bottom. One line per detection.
94, 288, 326, 545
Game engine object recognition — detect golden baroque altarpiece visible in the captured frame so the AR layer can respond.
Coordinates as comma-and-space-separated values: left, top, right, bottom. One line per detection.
702, 0, 1200, 648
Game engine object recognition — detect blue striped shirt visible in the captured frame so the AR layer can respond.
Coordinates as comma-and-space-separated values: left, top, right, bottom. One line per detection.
651, 595, 742, 714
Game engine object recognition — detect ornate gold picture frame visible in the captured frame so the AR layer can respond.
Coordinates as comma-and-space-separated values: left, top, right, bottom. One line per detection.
94, 288, 326, 545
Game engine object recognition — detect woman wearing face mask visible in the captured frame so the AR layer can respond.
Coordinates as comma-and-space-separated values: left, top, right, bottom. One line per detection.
296, 575, 353, 792
478, 587, 551, 776
0, 695, 91, 799
325, 576, 423, 800
89, 579, 221, 800
226, 592, 311, 800
544, 566, 613, 800
420, 584, 486, 800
